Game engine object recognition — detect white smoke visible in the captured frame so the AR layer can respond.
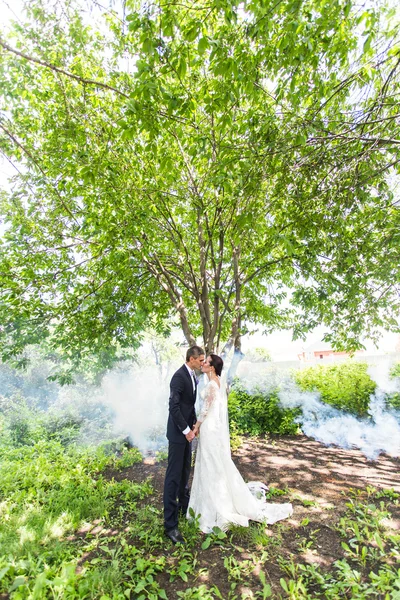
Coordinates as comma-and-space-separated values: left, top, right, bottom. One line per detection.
4, 344, 399, 460
276, 360, 400, 460
98, 365, 171, 454
367, 362, 400, 395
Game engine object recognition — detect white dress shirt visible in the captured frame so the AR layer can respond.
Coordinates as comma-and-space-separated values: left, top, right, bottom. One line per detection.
182, 364, 196, 435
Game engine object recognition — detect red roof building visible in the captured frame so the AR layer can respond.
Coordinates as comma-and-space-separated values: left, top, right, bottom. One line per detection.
298, 341, 363, 363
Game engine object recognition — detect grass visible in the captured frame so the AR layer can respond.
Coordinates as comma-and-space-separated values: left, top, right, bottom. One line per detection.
0, 436, 399, 599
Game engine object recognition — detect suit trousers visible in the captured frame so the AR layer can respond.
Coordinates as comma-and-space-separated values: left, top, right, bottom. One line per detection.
163, 440, 192, 531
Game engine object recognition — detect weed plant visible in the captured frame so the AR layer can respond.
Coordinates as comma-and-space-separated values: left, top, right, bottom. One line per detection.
1, 427, 399, 598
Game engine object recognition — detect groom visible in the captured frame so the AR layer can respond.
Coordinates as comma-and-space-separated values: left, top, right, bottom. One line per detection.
163, 345, 205, 544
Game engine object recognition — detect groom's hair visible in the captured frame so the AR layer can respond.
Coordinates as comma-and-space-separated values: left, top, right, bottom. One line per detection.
186, 345, 205, 361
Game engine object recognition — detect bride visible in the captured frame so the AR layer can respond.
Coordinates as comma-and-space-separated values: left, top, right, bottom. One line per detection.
188, 354, 293, 534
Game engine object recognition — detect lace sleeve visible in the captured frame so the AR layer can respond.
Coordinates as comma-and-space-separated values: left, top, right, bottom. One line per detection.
198, 381, 218, 422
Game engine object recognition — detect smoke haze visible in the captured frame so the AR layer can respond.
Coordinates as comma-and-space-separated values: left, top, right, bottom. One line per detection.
277, 360, 400, 460
1, 349, 399, 460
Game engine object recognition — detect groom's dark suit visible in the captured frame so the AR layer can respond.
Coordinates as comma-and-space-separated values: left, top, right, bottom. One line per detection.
163, 364, 197, 532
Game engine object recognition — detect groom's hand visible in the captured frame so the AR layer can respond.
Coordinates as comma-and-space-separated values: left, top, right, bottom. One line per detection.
185, 430, 195, 442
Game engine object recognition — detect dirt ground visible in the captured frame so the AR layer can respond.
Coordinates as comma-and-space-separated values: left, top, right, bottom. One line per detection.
123, 435, 400, 598
130, 434, 400, 515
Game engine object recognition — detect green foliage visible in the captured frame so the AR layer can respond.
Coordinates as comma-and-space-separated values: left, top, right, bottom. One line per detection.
228, 419, 243, 452
8, 412, 31, 446
387, 392, 400, 410
0, 434, 162, 599
1, 386, 112, 449
388, 362, 400, 410
1, 403, 399, 600
390, 362, 400, 378
114, 447, 143, 470
278, 488, 400, 599
294, 362, 376, 416
228, 382, 301, 435
200, 526, 227, 550
265, 487, 290, 500
0, 0, 399, 365
176, 586, 222, 599
167, 550, 197, 583
244, 347, 272, 363
155, 447, 168, 463
0, 442, 139, 591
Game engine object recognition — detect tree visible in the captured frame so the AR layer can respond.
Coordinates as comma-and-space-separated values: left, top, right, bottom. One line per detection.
0, 0, 399, 376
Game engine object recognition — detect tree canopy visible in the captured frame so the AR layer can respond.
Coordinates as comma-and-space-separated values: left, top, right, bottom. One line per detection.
0, 0, 399, 374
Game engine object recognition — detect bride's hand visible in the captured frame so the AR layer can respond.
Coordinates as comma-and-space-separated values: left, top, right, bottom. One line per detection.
193, 423, 200, 436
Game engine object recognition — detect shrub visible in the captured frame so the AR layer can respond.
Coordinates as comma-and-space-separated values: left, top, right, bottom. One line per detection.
294, 362, 376, 416
40, 412, 83, 445
114, 446, 143, 469
4, 394, 38, 446
388, 363, 400, 409
390, 362, 400, 378
387, 393, 400, 410
9, 414, 32, 446
228, 383, 301, 436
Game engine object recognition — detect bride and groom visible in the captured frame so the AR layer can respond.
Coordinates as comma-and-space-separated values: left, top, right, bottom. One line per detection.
163, 346, 292, 544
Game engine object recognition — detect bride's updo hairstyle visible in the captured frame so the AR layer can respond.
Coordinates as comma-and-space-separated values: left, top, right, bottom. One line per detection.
209, 354, 223, 376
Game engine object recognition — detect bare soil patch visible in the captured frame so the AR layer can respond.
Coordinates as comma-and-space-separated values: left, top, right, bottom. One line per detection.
114, 435, 400, 598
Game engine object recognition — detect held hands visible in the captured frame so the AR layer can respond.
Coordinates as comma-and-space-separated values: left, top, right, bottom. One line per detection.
185, 422, 201, 441
192, 422, 201, 437
185, 429, 195, 442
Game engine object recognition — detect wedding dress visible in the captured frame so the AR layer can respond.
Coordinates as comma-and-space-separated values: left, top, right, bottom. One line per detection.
188, 377, 293, 533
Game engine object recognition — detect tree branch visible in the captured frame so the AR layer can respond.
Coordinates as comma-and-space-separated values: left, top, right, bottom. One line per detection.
0, 37, 130, 99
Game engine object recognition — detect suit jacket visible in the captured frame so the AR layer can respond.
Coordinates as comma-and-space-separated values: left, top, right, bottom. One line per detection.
167, 364, 197, 443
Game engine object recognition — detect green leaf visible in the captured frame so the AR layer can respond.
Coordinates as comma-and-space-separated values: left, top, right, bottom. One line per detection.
142, 37, 153, 54
198, 37, 209, 54
185, 25, 199, 42
0, 0, 398, 373
280, 578, 288, 592
177, 59, 187, 79
201, 536, 211, 550
9, 577, 26, 592
295, 133, 306, 146
363, 34, 373, 54
0, 567, 10, 581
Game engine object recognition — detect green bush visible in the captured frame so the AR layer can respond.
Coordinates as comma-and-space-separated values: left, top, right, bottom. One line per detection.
294, 362, 376, 416
388, 363, 400, 409
114, 446, 143, 469
387, 393, 400, 410
41, 412, 83, 445
8, 414, 32, 446
3, 402, 82, 448
390, 362, 400, 378
1, 392, 113, 449
228, 383, 301, 436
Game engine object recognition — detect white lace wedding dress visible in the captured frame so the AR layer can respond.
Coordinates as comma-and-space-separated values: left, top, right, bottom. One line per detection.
188, 378, 293, 533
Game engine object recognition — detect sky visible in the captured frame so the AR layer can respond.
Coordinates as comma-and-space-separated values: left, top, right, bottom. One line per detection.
0, 0, 399, 361
241, 326, 399, 362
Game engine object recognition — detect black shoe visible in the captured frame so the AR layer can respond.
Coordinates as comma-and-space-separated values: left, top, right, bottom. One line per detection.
165, 527, 184, 544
